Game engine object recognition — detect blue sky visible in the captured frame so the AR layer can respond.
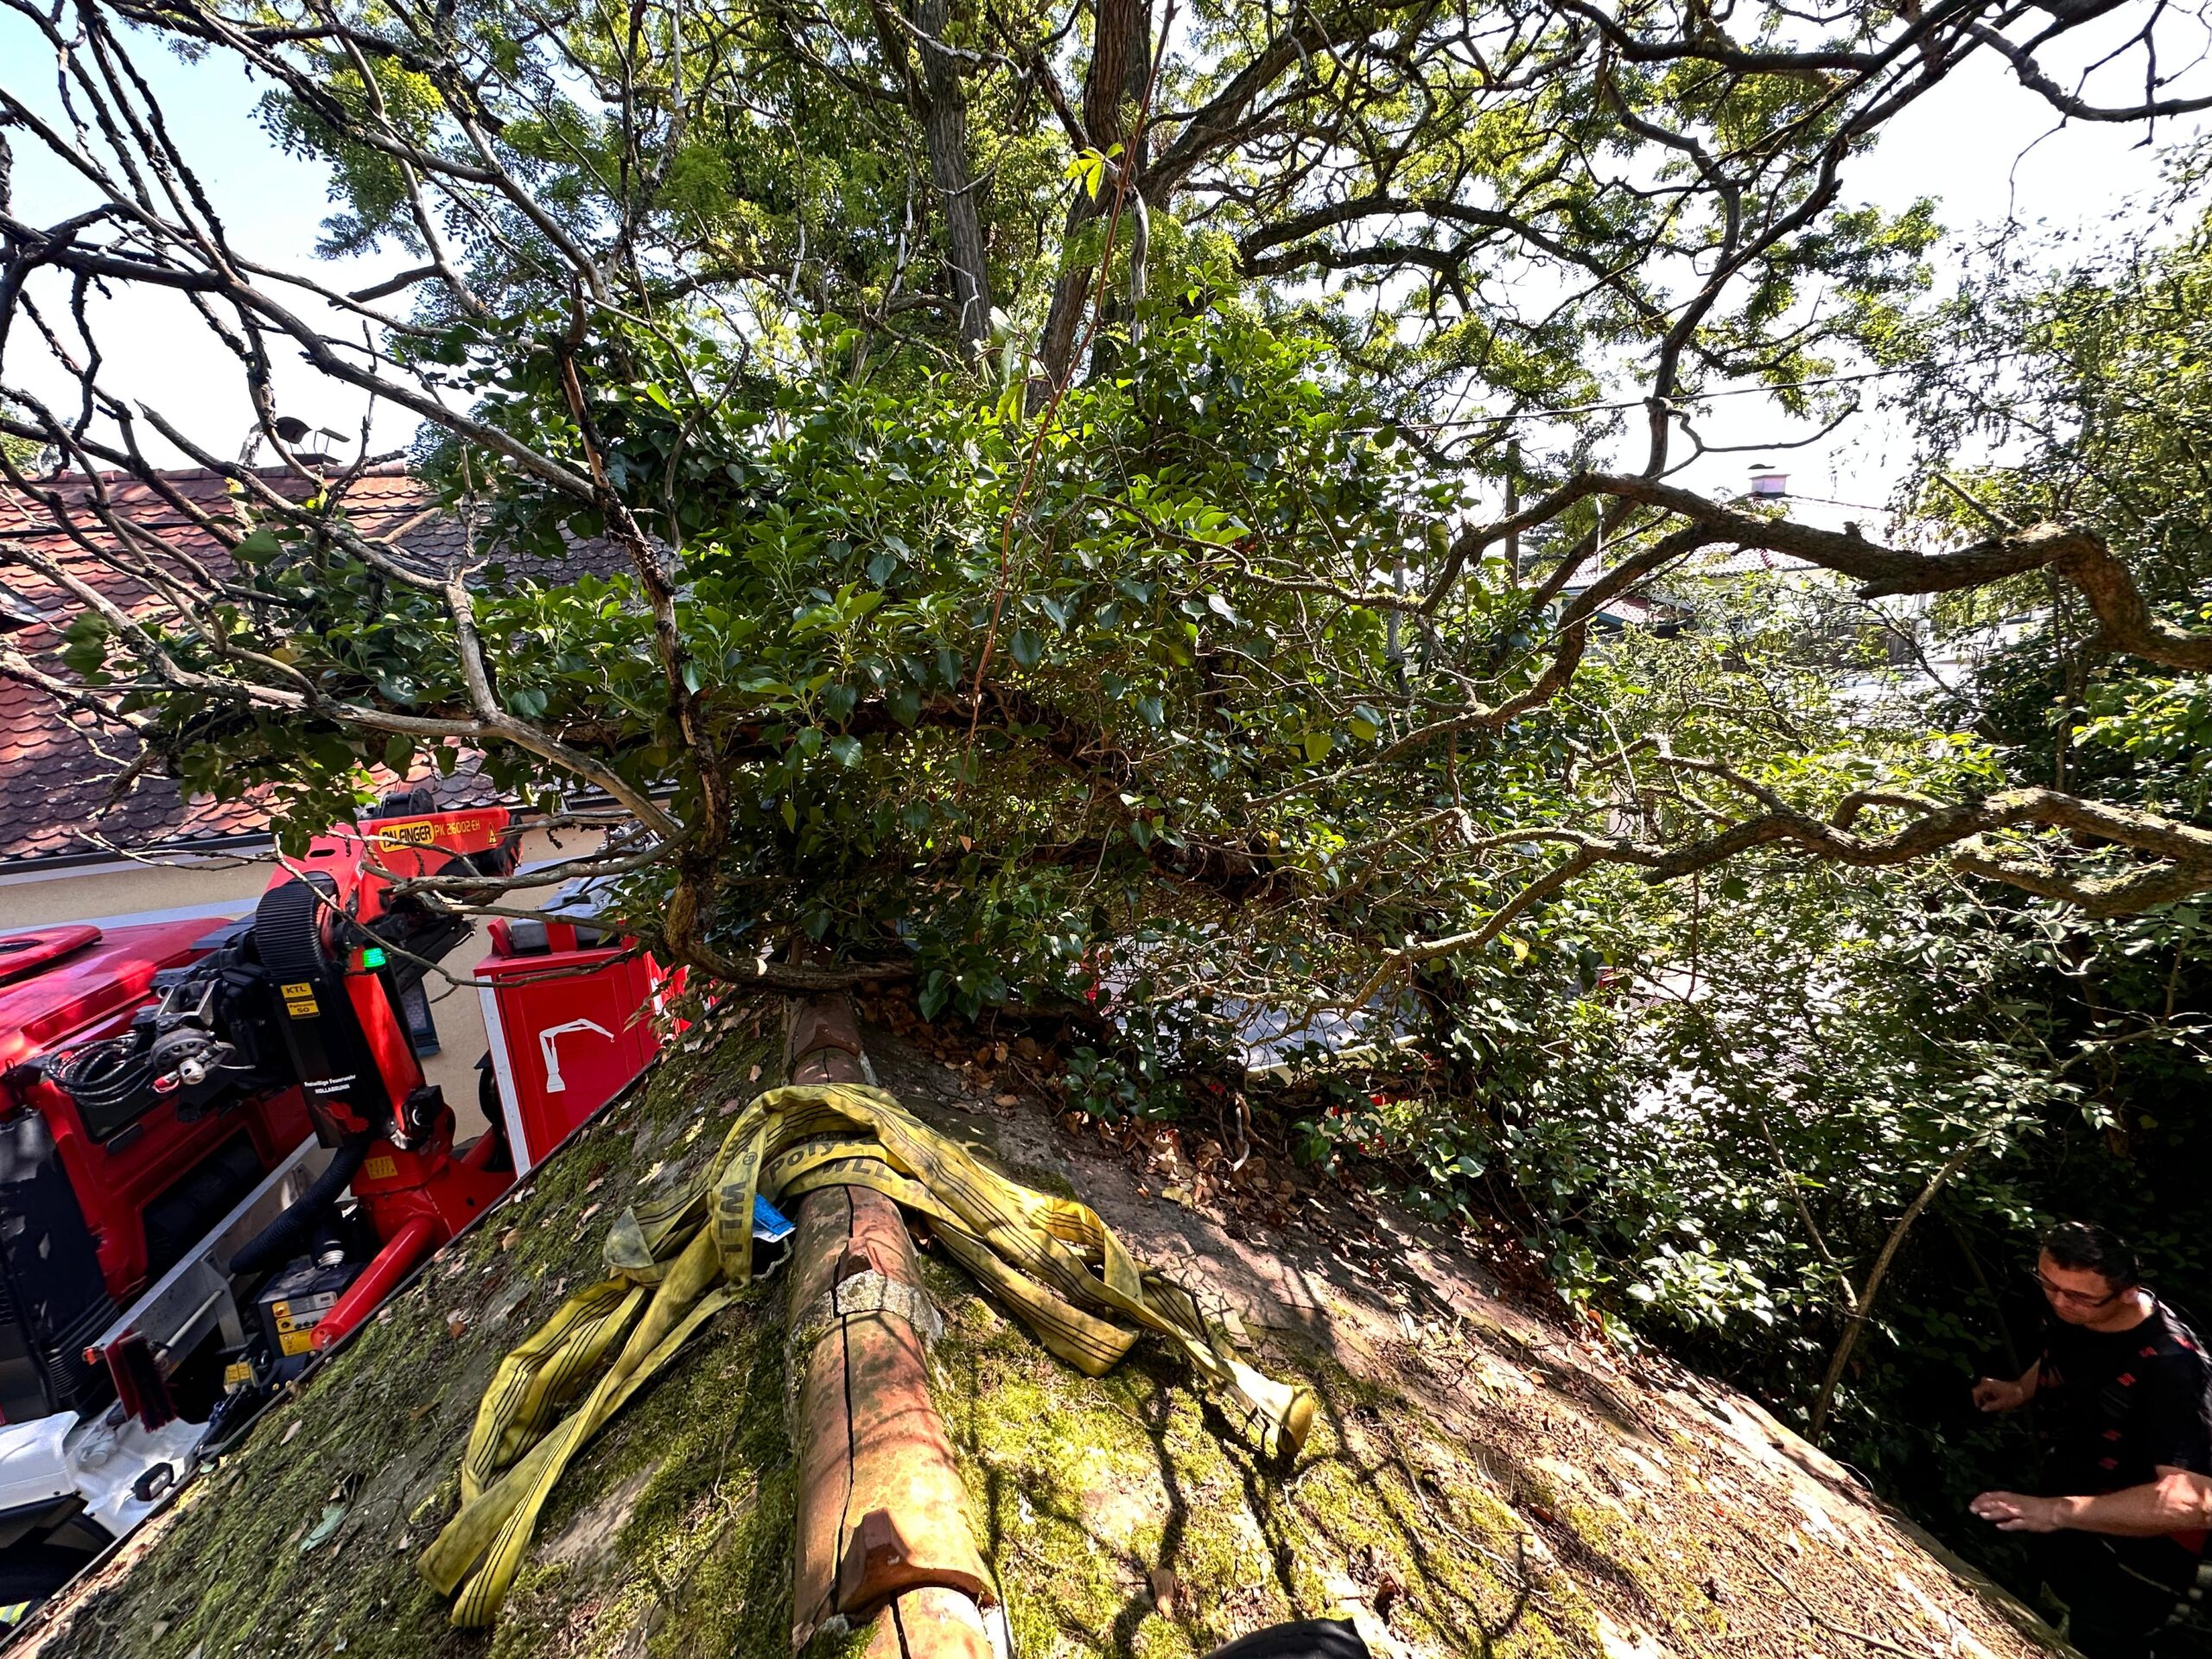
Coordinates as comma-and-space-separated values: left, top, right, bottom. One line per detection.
2, 18, 407, 462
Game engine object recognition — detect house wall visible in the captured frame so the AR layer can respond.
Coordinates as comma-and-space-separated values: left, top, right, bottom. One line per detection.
0, 829, 594, 1139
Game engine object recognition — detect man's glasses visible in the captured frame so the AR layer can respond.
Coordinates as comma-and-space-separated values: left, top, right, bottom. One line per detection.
2035, 1274, 2125, 1309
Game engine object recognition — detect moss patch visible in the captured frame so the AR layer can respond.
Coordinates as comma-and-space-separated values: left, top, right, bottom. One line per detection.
41, 1011, 783, 1659
929, 1262, 1600, 1659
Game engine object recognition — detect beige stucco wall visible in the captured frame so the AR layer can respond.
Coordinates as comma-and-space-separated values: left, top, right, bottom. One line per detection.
0, 852, 273, 928
0, 828, 594, 1140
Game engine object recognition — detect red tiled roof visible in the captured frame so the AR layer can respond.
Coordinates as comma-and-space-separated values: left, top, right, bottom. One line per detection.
1683, 546, 1812, 578
0, 467, 622, 868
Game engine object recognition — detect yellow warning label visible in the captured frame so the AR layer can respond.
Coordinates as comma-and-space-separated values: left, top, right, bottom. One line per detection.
286, 997, 320, 1018
373, 816, 480, 848
279, 1330, 315, 1357
363, 1155, 397, 1181
224, 1361, 253, 1389
280, 982, 314, 1000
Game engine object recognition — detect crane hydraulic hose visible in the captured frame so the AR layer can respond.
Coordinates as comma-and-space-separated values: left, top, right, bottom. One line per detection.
229, 1130, 372, 1277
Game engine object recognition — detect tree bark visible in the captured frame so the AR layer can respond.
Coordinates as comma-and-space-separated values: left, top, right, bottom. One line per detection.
1808, 1136, 1986, 1443
1036, 0, 1149, 388
909, 0, 993, 359
870, 0, 993, 360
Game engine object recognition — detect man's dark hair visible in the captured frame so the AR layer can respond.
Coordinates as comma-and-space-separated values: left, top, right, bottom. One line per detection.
2043, 1221, 2141, 1289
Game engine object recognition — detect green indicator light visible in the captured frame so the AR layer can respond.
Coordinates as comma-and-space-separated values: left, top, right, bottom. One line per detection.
360, 946, 388, 969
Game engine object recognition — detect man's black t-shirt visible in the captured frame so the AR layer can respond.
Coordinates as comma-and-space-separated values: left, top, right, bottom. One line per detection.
2036, 1297, 2212, 1502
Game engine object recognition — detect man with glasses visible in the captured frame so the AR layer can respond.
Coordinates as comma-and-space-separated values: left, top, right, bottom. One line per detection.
1968, 1221, 2212, 1657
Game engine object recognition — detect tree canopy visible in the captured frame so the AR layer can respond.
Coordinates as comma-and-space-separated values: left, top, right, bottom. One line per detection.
7, 0, 2212, 1015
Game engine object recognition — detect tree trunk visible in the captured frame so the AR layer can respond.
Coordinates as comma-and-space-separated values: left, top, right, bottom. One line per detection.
1035, 0, 1150, 389
1807, 1135, 1986, 1443
909, 0, 993, 360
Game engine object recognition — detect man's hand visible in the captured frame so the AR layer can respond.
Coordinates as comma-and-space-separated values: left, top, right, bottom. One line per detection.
1973, 1376, 2029, 1412
1972, 1491, 2070, 1532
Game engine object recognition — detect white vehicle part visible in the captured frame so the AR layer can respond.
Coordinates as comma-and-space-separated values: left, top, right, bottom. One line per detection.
0, 1415, 75, 1519
477, 977, 534, 1174
63, 1412, 203, 1540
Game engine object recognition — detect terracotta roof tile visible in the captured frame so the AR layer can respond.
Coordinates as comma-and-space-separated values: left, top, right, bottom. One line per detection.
0, 467, 621, 868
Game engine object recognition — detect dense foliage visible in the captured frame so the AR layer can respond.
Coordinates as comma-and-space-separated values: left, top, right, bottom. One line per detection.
1275, 174, 2212, 1597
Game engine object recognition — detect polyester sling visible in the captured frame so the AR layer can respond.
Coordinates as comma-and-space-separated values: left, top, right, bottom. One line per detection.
420, 1082, 1317, 1629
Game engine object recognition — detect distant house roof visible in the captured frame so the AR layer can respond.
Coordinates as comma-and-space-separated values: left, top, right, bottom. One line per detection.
0, 467, 623, 871
1681, 546, 1813, 580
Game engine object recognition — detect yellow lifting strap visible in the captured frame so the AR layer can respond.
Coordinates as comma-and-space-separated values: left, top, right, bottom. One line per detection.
419, 1083, 1315, 1629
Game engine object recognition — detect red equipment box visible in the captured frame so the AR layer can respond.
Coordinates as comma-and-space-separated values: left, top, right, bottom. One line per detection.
476, 918, 682, 1174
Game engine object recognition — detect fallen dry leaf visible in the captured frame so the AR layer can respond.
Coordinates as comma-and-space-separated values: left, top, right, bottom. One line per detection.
1148, 1566, 1180, 1616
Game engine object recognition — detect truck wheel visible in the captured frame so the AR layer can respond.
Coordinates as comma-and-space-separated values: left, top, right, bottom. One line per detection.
475, 1060, 513, 1173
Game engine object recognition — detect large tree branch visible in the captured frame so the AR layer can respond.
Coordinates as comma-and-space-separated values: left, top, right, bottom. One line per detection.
1452, 473, 2212, 674
1344, 780, 2212, 1011
1969, 19, 2212, 122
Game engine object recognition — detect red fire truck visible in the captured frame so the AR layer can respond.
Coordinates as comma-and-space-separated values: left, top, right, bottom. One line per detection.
0, 797, 675, 1611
